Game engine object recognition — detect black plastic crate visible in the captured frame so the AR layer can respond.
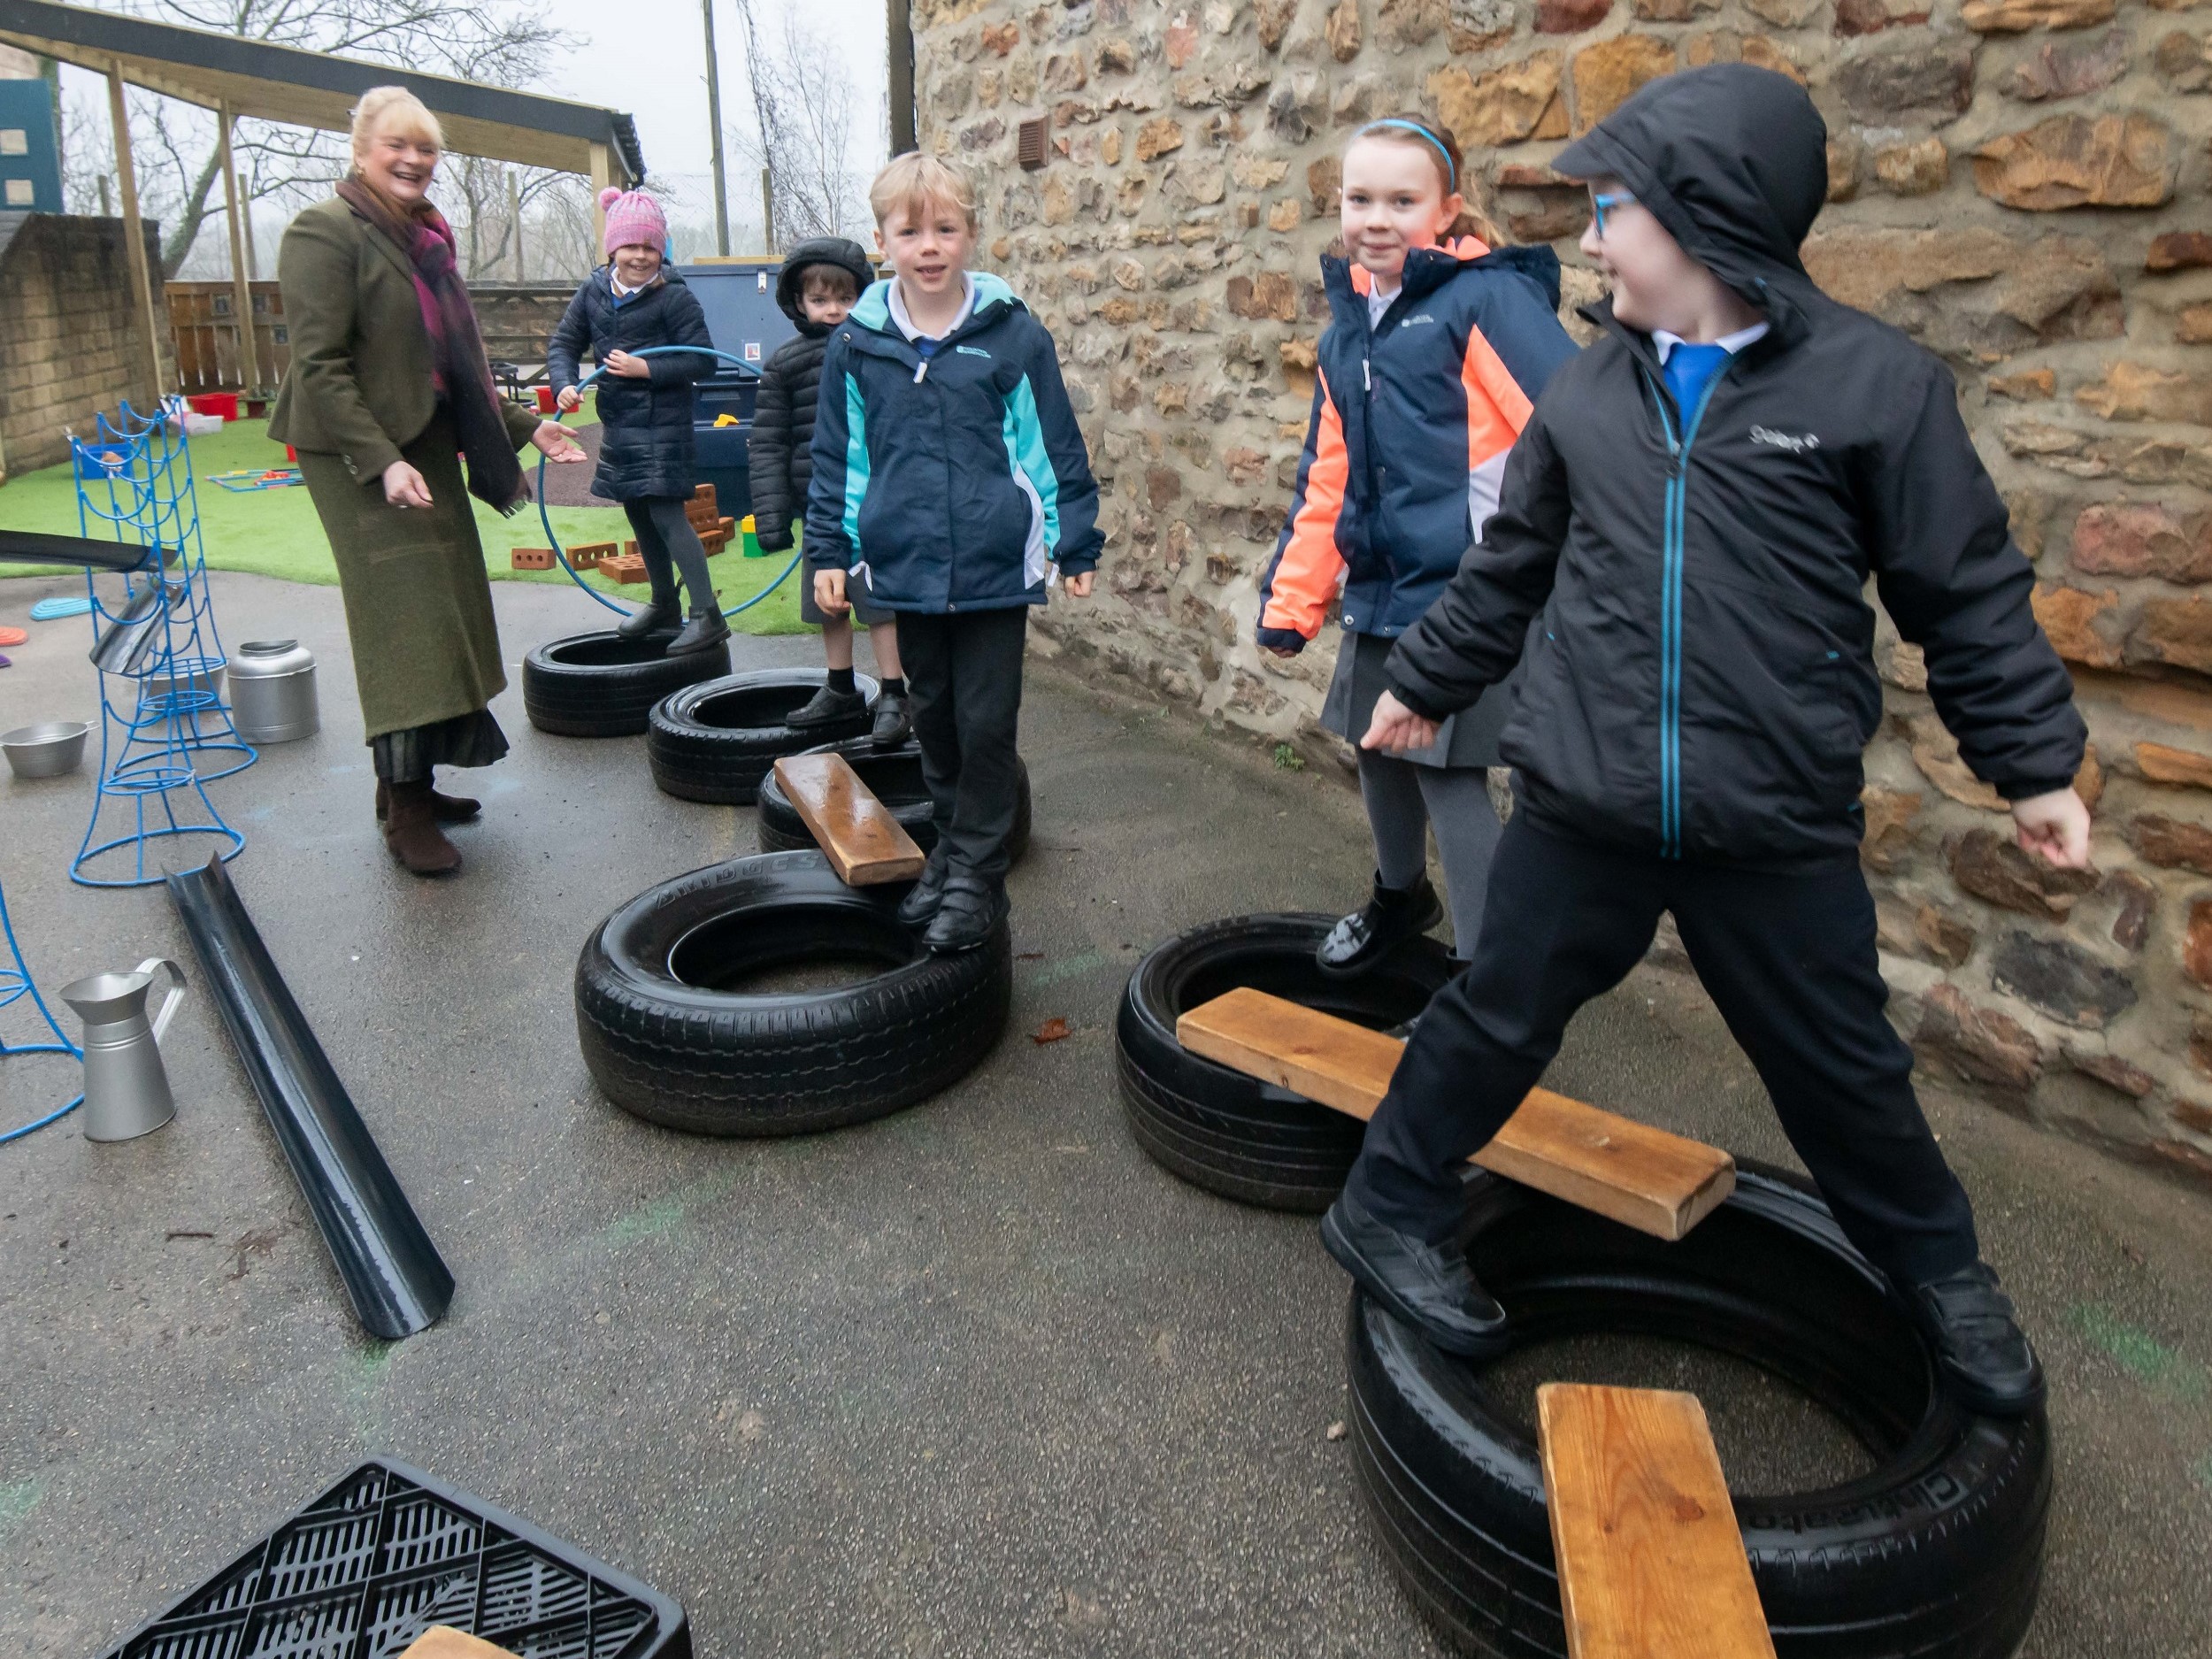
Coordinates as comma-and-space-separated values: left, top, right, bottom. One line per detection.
98, 1459, 689, 1659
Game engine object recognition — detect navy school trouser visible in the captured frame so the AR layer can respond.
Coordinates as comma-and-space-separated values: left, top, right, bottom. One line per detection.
897, 605, 1028, 881
1344, 814, 1981, 1287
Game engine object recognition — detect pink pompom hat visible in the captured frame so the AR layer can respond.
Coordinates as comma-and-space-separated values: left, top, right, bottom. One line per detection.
600, 187, 668, 258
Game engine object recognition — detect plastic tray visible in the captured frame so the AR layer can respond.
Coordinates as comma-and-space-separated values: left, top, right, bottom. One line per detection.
99, 1459, 690, 1659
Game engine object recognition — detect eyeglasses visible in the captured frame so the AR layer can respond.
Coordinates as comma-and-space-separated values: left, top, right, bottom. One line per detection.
1588, 189, 1636, 238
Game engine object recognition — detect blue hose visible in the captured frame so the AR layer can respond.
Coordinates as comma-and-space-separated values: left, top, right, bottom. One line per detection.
535, 346, 803, 619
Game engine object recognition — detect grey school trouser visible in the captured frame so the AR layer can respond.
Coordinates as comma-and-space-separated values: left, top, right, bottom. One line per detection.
1357, 749, 1505, 957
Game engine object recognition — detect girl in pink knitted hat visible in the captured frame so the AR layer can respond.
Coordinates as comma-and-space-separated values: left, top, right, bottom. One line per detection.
547, 187, 728, 655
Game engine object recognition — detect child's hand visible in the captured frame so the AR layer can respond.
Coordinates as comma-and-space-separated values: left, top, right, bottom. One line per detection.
1064, 571, 1094, 598
557, 386, 582, 413
1362, 689, 1440, 755
2013, 787, 2092, 870
532, 422, 587, 463
814, 569, 850, 615
603, 349, 651, 380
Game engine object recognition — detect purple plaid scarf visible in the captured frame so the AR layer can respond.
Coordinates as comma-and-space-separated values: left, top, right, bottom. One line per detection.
336, 177, 528, 514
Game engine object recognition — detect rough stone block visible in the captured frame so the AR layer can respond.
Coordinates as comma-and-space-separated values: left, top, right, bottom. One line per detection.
2005, 29, 2128, 100
1326, 0, 1362, 59
2072, 503, 2212, 585
2131, 595, 2212, 675
1874, 136, 1949, 195
2181, 303, 2212, 345
1917, 903, 1980, 967
1429, 55, 1569, 149
2065, 1047, 2154, 1097
1972, 115, 2176, 210
1538, 0, 1611, 28
1571, 35, 1677, 130
1837, 38, 1975, 121
1915, 982, 2043, 1092
1376, 0, 1449, 48
2187, 899, 2212, 988
1990, 368, 2056, 400
1136, 115, 1185, 159
1991, 931, 2137, 1029
1948, 826, 2098, 916
1962, 0, 2113, 28
1834, 0, 1928, 33
1802, 230, 2121, 355
1860, 784, 1924, 870
2076, 361, 2212, 425
2032, 581, 2121, 666
2147, 232, 2212, 273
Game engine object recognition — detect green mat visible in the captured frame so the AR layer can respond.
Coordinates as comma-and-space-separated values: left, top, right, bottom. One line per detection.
0, 415, 808, 636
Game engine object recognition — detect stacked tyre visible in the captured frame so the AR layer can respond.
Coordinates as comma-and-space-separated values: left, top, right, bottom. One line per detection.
757, 737, 1033, 864
1115, 914, 1454, 1212
575, 851, 1010, 1136
522, 629, 733, 737
647, 670, 879, 804
1349, 1164, 2050, 1658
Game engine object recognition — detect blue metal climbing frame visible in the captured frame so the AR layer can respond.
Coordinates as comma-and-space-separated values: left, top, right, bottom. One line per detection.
70, 401, 251, 887
0, 874, 82, 1143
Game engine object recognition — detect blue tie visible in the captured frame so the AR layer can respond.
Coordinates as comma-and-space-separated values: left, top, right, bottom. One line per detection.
1663, 342, 1730, 422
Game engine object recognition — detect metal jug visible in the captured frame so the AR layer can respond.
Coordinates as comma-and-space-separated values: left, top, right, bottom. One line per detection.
61, 958, 187, 1141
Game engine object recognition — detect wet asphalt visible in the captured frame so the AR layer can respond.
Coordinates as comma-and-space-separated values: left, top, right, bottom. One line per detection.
2, 571, 2208, 1658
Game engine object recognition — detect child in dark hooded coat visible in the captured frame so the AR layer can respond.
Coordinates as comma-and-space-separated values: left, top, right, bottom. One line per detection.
1325, 65, 2089, 1421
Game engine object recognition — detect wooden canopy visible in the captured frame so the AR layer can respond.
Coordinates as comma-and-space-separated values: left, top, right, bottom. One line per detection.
0, 0, 642, 182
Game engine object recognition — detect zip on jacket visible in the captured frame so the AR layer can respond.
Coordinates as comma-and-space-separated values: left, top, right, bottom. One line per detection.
1257, 240, 1578, 649
803, 273, 1101, 613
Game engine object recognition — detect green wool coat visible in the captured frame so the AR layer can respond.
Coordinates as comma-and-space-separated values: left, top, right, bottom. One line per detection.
270, 194, 540, 741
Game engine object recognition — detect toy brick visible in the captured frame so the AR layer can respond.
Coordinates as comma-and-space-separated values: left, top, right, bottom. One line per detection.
601, 552, 651, 585
510, 546, 555, 571
568, 541, 617, 570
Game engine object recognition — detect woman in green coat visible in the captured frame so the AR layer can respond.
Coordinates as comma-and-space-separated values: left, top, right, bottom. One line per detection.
270, 86, 585, 876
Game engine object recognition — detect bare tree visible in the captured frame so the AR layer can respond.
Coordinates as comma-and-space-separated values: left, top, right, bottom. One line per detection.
727, 0, 862, 249
61, 0, 575, 277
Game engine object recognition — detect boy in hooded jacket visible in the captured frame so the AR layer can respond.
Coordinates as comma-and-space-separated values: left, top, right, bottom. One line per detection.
806, 155, 1102, 955
1325, 65, 2089, 1419
750, 236, 911, 746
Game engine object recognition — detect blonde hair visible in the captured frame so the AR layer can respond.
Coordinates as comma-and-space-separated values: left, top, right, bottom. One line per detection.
349, 87, 442, 165
868, 152, 978, 233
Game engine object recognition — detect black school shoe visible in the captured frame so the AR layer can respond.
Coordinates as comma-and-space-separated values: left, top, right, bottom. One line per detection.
1317, 872, 1445, 979
871, 692, 911, 748
897, 846, 952, 927
924, 873, 1008, 955
666, 612, 731, 657
618, 598, 680, 640
1909, 1262, 2047, 1417
790, 684, 869, 729
1321, 1189, 1510, 1360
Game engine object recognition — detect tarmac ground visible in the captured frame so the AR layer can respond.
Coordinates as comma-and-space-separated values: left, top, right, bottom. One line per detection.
4, 572, 2208, 1657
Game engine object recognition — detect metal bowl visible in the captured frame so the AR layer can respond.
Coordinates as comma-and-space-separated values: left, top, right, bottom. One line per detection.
2, 720, 90, 780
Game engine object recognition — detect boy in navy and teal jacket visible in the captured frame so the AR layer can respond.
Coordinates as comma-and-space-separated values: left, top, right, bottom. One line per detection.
806, 204, 1100, 953
1323, 65, 2088, 1422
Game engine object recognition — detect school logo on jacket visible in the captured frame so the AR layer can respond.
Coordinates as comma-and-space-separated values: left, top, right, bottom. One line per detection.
1750, 425, 1821, 454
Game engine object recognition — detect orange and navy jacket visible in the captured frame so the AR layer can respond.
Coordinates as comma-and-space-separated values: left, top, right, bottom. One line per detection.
1256, 239, 1578, 649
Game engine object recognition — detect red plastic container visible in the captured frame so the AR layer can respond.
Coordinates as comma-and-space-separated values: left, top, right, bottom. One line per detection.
186, 393, 239, 421
534, 386, 557, 413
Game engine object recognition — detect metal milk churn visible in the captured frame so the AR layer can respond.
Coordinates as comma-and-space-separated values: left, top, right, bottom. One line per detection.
60, 958, 187, 1141
227, 639, 320, 744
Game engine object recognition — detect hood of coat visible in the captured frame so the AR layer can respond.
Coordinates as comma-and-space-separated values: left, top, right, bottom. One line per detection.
776, 236, 878, 334
847, 270, 1023, 344
1325, 238, 1563, 326
1553, 64, 1827, 327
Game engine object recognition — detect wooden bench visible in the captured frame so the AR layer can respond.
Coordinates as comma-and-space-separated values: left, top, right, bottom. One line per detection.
770, 752, 927, 886
1175, 987, 1734, 1241
1538, 1383, 1775, 1658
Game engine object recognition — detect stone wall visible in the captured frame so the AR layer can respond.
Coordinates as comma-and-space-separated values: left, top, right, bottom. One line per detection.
910, 0, 2212, 1185
0, 214, 172, 480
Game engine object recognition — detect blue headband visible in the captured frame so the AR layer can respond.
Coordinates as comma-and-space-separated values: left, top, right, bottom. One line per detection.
1359, 119, 1456, 192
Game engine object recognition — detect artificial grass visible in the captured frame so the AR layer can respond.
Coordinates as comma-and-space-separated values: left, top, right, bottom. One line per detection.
0, 414, 809, 635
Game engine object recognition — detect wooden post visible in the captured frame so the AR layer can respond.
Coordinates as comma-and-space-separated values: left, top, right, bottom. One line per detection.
701, 0, 732, 256
508, 169, 526, 279
106, 62, 165, 400
217, 104, 261, 394
886, 0, 917, 155
588, 142, 612, 265
760, 165, 774, 254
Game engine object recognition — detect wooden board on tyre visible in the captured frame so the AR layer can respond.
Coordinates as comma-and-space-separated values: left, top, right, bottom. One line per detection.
1172, 987, 1734, 1241
397, 1629, 522, 1659
771, 752, 928, 886
1538, 1383, 1775, 1659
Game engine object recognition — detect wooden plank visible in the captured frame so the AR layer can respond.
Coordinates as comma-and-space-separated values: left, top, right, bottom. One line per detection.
1538, 1384, 1775, 1659
771, 752, 927, 886
396, 1629, 521, 1659
1174, 987, 1734, 1241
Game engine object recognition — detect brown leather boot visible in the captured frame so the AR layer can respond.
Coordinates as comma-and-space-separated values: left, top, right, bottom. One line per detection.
376, 779, 480, 824
381, 780, 463, 875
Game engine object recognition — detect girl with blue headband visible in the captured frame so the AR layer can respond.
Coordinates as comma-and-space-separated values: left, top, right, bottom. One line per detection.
1256, 113, 1580, 976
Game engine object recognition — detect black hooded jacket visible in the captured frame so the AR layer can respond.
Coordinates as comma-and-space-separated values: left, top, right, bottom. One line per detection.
748, 236, 875, 551
1385, 65, 2085, 865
